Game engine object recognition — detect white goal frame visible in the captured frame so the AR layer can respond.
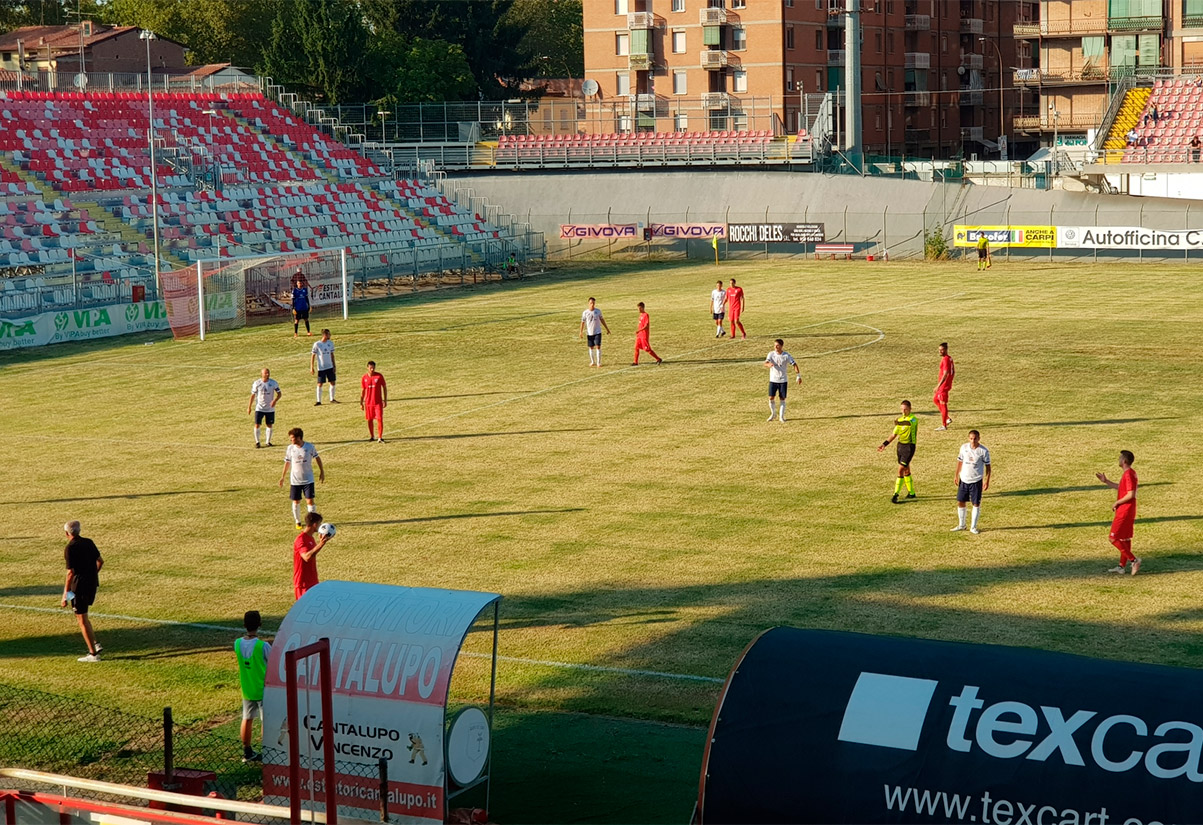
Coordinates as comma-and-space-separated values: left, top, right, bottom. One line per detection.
194, 247, 348, 341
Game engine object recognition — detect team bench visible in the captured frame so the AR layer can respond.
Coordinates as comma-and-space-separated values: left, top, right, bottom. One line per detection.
813, 243, 855, 259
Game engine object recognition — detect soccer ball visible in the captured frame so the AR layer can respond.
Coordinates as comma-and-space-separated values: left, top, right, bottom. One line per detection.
318, 522, 336, 538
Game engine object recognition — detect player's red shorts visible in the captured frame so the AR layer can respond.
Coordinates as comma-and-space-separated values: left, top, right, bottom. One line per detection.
1110, 515, 1135, 542
364, 404, 383, 421
729, 306, 742, 321
933, 387, 950, 403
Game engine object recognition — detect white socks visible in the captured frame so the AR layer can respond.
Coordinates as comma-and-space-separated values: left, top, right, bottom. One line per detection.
589, 349, 599, 366
292, 501, 301, 523
265, 427, 272, 443
957, 507, 967, 528
595, 349, 601, 366
971, 506, 980, 530
328, 384, 336, 402
254, 426, 260, 445
778, 401, 787, 421
767, 400, 776, 416
307, 503, 316, 514
315, 385, 322, 402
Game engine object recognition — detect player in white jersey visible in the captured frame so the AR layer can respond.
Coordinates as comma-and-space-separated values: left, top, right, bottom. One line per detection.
578, 297, 611, 367
710, 280, 727, 338
951, 429, 991, 534
763, 339, 801, 422
247, 368, 282, 448
279, 427, 324, 528
310, 329, 338, 405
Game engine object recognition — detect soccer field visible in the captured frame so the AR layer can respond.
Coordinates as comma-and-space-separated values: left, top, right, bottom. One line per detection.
2, 258, 1202, 821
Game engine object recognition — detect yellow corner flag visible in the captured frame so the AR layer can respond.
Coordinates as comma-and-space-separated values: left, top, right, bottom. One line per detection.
712, 233, 719, 265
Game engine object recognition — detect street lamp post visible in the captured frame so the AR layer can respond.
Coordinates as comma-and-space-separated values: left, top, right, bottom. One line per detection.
1049, 103, 1060, 176
140, 29, 161, 293
979, 36, 1006, 159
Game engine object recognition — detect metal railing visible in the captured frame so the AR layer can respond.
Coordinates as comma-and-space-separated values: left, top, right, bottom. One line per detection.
485, 140, 813, 171
0, 69, 260, 95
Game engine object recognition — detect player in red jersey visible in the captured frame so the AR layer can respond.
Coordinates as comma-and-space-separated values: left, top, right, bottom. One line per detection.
632, 302, 662, 365
360, 360, 388, 443
1097, 450, 1141, 575
933, 342, 955, 431
293, 512, 330, 600
725, 278, 746, 339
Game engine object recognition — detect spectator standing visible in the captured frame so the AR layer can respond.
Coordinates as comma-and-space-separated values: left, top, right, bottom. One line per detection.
236, 610, 271, 762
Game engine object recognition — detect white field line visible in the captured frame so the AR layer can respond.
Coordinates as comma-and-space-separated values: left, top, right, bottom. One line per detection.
321, 292, 962, 452
0, 603, 723, 684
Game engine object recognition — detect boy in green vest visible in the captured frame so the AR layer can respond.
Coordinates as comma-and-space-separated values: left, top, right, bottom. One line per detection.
237, 610, 271, 763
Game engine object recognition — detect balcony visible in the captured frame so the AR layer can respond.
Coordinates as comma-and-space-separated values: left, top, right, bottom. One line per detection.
828, 49, 846, 65
960, 126, 984, 141
1036, 18, 1109, 36
904, 128, 931, 142
701, 92, 730, 109
1013, 68, 1040, 85
960, 17, 983, 34
627, 12, 658, 29
958, 89, 984, 106
904, 90, 931, 107
1186, 14, 1203, 28
962, 53, 984, 70
629, 52, 653, 70
1013, 113, 1103, 132
905, 14, 930, 31
1108, 15, 1161, 31
905, 52, 931, 69
1028, 64, 1110, 85
701, 49, 732, 70
1013, 21, 1039, 37
700, 7, 727, 25
629, 93, 658, 110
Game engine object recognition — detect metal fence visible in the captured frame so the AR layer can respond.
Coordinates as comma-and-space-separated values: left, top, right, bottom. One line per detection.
0, 69, 261, 95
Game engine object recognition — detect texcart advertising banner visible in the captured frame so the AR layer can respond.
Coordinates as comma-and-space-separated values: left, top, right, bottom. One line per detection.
0, 300, 169, 350
953, 225, 1057, 248
698, 628, 1203, 824
725, 222, 825, 243
1057, 226, 1203, 250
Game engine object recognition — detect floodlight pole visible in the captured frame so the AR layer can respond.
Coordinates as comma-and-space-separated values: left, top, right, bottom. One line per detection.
141, 29, 162, 294
843, 0, 862, 171
979, 37, 1006, 159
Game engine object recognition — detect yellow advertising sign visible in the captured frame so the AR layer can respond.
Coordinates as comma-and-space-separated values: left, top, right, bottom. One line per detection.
953, 225, 1057, 249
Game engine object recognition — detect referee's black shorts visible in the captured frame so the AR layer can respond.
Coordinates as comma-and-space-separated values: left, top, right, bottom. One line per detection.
896, 442, 916, 467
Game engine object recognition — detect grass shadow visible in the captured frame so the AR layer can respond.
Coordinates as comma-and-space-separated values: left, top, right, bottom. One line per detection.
19, 488, 249, 505
342, 508, 586, 526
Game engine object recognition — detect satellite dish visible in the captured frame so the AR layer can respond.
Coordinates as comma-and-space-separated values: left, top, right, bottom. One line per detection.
582, 79, 599, 97
74, 73, 88, 89
956, 65, 966, 76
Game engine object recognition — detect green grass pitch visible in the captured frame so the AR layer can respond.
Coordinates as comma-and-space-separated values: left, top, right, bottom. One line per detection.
1, 258, 1201, 822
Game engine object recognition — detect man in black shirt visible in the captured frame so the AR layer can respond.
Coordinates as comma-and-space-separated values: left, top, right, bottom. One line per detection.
62, 521, 104, 662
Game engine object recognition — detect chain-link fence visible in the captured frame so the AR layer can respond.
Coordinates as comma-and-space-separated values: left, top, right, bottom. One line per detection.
0, 683, 262, 804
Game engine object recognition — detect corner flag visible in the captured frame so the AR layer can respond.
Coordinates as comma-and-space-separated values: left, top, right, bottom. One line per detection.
712, 234, 719, 265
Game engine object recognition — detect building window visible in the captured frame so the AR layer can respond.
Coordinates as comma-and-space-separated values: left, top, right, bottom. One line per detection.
941, 34, 947, 53
674, 70, 688, 94
672, 0, 685, 10
887, 31, 894, 53
675, 112, 689, 130
787, 66, 795, 90
816, 69, 822, 89
616, 0, 628, 13
787, 26, 795, 49
816, 29, 823, 49
732, 0, 747, 7
876, 112, 882, 129
708, 0, 724, 7
616, 33, 630, 55
672, 30, 686, 53
704, 25, 722, 46
732, 27, 747, 50
733, 112, 748, 130
619, 114, 632, 132
617, 72, 631, 95
733, 69, 748, 92
875, 31, 882, 52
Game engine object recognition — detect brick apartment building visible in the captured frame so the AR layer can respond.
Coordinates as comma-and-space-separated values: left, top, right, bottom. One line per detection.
1014, 0, 1203, 147
581, 0, 1031, 159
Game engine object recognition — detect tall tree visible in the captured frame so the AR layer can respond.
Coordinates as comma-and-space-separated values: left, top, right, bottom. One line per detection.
262, 0, 369, 103
102, 0, 283, 67
506, 0, 582, 78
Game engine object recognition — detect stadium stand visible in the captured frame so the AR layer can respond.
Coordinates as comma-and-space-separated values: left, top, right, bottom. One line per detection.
1106, 78, 1203, 163
492, 130, 807, 166
0, 90, 514, 315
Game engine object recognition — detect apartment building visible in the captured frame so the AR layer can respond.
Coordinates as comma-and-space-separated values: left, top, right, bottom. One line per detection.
581, 0, 1028, 159
1012, 0, 1200, 146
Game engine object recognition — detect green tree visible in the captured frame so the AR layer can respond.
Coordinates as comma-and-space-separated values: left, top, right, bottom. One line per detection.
102, 0, 282, 67
387, 38, 476, 104
506, 0, 582, 78
261, 0, 369, 103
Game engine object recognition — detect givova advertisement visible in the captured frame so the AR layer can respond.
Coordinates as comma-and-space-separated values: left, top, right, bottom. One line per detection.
698, 628, 1203, 824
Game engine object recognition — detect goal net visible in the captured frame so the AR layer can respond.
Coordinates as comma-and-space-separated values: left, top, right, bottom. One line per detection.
163, 247, 348, 341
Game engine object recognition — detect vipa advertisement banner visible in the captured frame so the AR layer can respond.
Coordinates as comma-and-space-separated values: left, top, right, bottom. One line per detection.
648, 223, 726, 239
559, 223, 638, 239
1057, 226, 1203, 250
699, 628, 1203, 824
953, 225, 1056, 248
263, 581, 499, 825
0, 300, 170, 350
726, 222, 825, 244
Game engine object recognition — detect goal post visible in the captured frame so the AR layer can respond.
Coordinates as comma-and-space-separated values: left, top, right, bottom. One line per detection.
162, 247, 349, 341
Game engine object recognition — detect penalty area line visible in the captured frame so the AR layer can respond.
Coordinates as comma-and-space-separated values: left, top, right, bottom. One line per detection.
0, 603, 724, 685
